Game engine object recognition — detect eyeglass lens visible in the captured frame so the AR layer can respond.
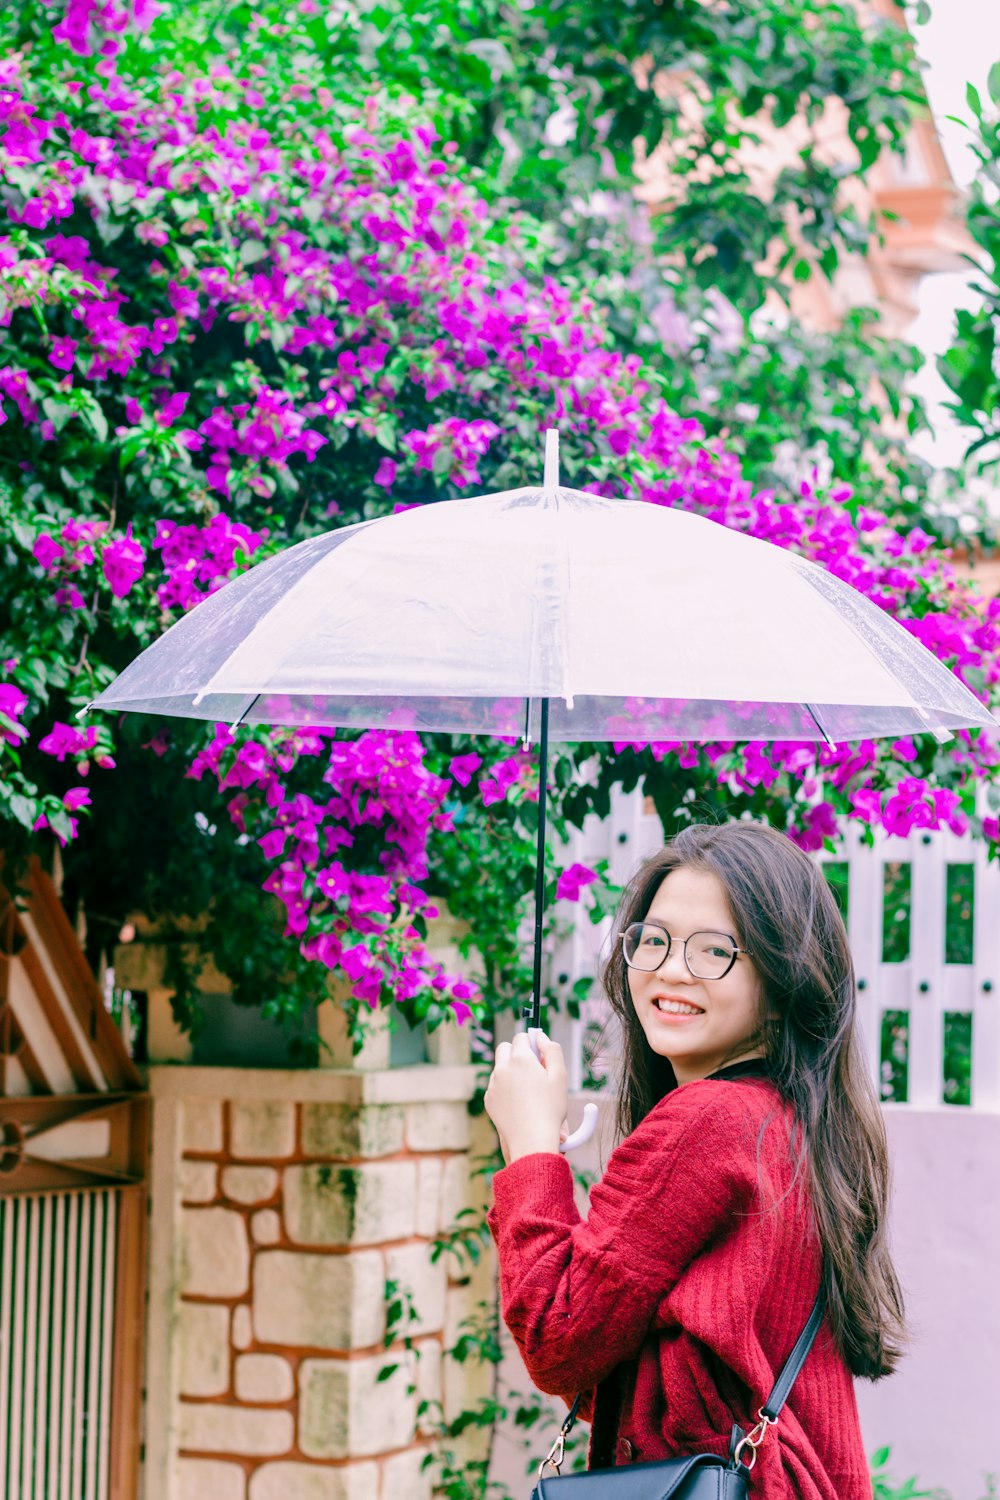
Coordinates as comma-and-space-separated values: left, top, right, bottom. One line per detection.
622, 923, 737, 979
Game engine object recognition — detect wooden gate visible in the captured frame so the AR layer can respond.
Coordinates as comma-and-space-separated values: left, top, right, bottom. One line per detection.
0, 859, 148, 1500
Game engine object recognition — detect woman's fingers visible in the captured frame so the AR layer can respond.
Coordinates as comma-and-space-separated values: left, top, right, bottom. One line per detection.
495, 1031, 564, 1065
532, 1030, 566, 1080
486, 1027, 569, 1161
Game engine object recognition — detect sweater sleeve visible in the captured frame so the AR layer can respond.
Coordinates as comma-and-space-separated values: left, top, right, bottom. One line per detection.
486, 1082, 757, 1399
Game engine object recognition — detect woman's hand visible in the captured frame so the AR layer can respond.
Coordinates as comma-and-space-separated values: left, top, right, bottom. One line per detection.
484, 1030, 568, 1165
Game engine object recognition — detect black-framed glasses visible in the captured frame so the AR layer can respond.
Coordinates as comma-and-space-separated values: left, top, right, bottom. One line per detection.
621, 921, 752, 981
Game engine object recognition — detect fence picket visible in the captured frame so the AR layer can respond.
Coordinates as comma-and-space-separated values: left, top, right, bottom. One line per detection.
972, 838, 1000, 1109
843, 824, 881, 1090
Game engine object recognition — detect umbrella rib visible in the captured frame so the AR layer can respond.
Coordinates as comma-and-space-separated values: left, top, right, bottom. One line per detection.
805, 702, 836, 748
230, 693, 260, 731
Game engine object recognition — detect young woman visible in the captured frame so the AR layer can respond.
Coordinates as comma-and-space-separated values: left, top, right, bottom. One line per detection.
485, 821, 904, 1498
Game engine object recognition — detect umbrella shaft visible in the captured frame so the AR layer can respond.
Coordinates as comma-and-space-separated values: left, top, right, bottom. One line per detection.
529, 697, 548, 1031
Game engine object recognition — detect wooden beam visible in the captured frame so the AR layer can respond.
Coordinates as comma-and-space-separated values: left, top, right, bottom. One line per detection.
0, 1002, 49, 1095
20, 862, 141, 1091
15, 943, 100, 1093
0, 1095, 149, 1193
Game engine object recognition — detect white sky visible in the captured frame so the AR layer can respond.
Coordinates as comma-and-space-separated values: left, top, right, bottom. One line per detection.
906, 4, 1000, 468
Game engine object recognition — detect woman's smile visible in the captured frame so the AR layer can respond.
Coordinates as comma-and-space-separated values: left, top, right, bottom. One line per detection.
650, 994, 705, 1020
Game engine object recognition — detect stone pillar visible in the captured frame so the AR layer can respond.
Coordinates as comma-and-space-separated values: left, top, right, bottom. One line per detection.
143, 1058, 491, 1500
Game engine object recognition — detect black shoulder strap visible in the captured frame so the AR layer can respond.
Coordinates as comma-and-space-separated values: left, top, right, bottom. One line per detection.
557, 1280, 827, 1441
760, 1282, 827, 1421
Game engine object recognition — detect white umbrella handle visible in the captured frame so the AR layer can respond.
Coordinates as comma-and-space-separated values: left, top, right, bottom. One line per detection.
526, 1027, 599, 1153
560, 1102, 599, 1153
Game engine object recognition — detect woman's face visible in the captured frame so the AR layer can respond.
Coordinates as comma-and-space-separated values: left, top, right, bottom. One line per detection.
627, 865, 764, 1085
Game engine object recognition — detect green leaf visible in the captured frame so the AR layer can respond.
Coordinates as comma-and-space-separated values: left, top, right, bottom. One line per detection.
375, 1363, 398, 1382
967, 82, 983, 118
239, 239, 269, 265
8, 793, 37, 830
41, 397, 75, 434
463, 38, 514, 78
77, 393, 108, 444
989, 62, 1000, 108
47, 807, 76, 842
119, 431, 149, 467
0, 709, 24, 741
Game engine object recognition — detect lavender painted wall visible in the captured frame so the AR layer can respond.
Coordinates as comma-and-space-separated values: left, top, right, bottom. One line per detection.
855, 1106, 1000, 1499
488, 1098, 1000, 1498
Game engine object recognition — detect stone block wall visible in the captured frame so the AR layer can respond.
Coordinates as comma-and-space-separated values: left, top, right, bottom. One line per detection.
145, 1064, 493, 1500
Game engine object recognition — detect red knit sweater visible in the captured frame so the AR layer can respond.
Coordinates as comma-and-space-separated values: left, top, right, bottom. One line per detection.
487, 1074, 873, 1498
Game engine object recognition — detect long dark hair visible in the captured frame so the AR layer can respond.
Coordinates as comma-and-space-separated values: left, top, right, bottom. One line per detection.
600, 820, 905, 1380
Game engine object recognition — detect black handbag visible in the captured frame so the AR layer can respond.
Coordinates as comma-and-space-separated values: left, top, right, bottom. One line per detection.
530, 1286, 826, 1499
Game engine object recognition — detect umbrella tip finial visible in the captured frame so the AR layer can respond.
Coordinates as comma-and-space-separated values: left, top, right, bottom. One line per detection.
543, 428, 560, 491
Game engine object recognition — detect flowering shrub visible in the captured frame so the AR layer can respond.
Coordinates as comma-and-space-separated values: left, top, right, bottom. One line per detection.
1, 5, 998, 1033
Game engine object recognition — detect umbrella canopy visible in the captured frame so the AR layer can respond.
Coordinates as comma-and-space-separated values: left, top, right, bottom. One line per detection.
91, 431, 995, 1149
93, 440, 993, 746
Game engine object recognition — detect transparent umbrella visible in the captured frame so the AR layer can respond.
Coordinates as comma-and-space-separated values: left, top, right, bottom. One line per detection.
90, 430, 997, 1147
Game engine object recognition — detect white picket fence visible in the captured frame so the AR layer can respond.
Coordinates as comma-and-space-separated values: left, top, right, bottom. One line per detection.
542, 788, 1000, 1112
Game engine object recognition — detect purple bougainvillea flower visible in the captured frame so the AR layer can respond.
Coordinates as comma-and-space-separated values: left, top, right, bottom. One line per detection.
33, 533, 64, 570
556, 863, 599, 902
932, 786, 968, 836
479, 755, 524, 806
788, 801, 839, 852
373, 457, 397, 488
102, 524, 146, 597
49, 336, 77, 370
849, 786, 882, 824
156, 390, 189, 426
258, 829, 287, 860
316, 862, 351, 901
448, 752, 482, 787
54, 584, 86, 610
39, 721, 95, 760
301, 931, 343, 969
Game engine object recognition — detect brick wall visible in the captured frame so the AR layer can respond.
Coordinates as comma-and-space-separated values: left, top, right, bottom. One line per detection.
144, 1063, 493, 1500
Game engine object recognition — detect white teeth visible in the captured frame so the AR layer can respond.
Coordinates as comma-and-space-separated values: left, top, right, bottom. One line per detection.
655, 999, 703, 1016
